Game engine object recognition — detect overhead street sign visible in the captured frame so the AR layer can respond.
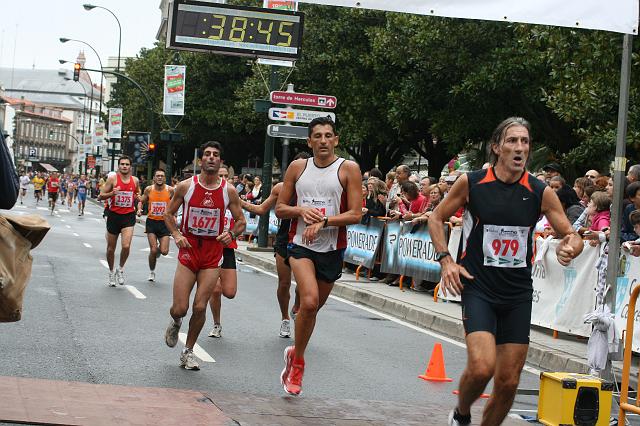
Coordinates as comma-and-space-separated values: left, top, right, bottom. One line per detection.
269, 107, 336, 123
267, 124, 308, 139
270, 91, 337, 108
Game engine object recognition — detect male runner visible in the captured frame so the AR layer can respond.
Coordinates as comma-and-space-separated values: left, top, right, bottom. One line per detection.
32, 172, 45, 204
276, 117, 362, 395
19, 172, 30, 204
163, 142, 246, 370
427, 117, 584, 426
207, 165, 239, 338
137, 169, 174, 282
98, 156, 140, 287
60, 175, 68, 205
242, 152, 310, 338
46, 172, 60, 215
76, 174, 88, 216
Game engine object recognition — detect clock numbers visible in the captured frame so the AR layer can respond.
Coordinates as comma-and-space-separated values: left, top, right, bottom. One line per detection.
229, 17, 248, 42
257, 20, 273, 43
277, 22, 294, 47
209, 14, 226, 40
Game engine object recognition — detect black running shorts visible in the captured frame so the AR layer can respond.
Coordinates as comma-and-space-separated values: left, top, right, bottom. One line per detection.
145, 218, 170, 238
221, 248, 236, 270
106, 211, 136, 235
273, 241, 288, 260
461, 291, 532, 345
287, 243, 345, 283
48, 192, 58, 202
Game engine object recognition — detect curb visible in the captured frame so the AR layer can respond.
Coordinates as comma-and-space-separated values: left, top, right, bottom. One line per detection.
237, 249, 636, 385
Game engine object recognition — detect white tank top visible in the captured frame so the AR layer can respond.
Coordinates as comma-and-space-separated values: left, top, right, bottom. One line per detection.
292, 157, 347, 253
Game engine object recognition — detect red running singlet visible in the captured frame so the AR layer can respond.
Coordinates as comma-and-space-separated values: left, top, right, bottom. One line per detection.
109, 174, 137, 215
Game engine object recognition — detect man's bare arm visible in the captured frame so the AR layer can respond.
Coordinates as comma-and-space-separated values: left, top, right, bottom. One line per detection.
164, 180, 191, 249
244, 183, 281, 215
217, 186, 247, 247
276, 159, 317, 221
541, 186, 584, 264
98, 175, 117, 201
325, 160, 362, 227
137, 186, 151, 214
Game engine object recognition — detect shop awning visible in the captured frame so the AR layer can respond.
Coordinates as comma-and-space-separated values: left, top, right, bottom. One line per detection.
40, 163, 58, 172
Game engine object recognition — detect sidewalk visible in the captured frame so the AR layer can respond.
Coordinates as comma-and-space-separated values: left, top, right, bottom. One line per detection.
235, 241, 639, 387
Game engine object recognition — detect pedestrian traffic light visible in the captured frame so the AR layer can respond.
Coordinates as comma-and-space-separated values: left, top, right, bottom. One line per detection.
73, 63, 81, 81
148, 142, 156, 151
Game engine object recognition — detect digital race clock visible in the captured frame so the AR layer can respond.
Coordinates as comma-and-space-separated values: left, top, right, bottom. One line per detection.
167, 1, 304, 60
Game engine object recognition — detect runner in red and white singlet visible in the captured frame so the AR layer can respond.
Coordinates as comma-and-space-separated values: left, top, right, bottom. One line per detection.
276, 117, 363, 395
163, 142, 245, 371
207, 165, 241, 339
98, 156, 140, 287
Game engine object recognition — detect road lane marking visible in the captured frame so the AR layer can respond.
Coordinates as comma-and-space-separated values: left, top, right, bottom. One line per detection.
65, 225, 71, 229
15, 205, 27, 209
240, 263, 542, 376
83, 243, 92, 248
37, 206, 48, 211
178, 332, 215, 362
61, 219, 65, 222
73, 232, 79, 237
85, 211, 94, 215
59, 209, 69, 213
125, 285, 146, 299
100, 259, 110, 269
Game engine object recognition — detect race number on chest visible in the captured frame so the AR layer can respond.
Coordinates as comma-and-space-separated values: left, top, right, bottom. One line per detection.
187, 207, 221, 236
482, 225, 529, 268
114, 191, 134, 208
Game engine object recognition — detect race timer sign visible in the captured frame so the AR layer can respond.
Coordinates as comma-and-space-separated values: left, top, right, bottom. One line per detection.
167, 1, 304, 60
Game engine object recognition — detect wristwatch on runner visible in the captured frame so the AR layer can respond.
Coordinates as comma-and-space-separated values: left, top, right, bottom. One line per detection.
435, 251, 451, 262
322, 216, 329, 228
228, 230, 237, 240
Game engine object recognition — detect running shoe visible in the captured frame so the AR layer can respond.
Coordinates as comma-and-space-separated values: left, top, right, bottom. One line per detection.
108, 271, 116, 287
116, 268, 125, 285
448, 409, 471, 426
283, 356, 304, 395
279, 319, 291, 338
280, 346, 295, 392
148, 271, 156, 282
165, 317, 182, 347
179, 349, 200, 370
208, 324, 222, 338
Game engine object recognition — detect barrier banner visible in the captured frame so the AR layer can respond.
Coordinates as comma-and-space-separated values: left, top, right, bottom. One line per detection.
615, 252, 640, 352
437, 226, 463, 302
344, 218, 384, 269
380, 221, 401, 275
396, 222, 443, 282
530, 239, 598, 337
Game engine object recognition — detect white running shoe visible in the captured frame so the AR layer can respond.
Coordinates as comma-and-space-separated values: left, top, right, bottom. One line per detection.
180, 349, 200, 370
148, 271, 156, 282
108, 271, 116, 287
165, 318, 182, 347
116, 268, 125, 285
279, 319, 291, 338
208, 324, 222, 338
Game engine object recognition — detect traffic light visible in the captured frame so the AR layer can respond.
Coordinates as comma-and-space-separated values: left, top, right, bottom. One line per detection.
73, 63, 81, 81
148, 142, 156, 151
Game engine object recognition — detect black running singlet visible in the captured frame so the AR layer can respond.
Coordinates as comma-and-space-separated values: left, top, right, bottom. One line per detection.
459, 167, 547, 302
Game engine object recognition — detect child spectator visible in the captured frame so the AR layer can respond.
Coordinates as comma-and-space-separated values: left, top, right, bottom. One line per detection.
588, 191, 611, 232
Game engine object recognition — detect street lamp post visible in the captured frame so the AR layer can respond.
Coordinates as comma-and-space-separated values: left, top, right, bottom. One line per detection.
83, 4, 121, 73
59, 38, 104, 121
62, 68, 93, 173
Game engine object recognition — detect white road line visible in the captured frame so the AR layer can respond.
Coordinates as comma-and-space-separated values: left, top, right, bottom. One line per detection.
73, 232, 80, 237
178, 332, 215, 362
99, 259, 110, 269
140, 247, 150, 252
124, 285, 146, 299
60, 219, 65, 222
15, 205, 27, 209
85, 211, 94, 215
59, 209, 69, 213
36, 206, 48, 211
83, 243, 92, 248
240, 263, 542, 376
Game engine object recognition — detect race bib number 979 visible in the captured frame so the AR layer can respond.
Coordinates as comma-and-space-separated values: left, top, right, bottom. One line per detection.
187, 207, 220, 236
482, 225, 529, 268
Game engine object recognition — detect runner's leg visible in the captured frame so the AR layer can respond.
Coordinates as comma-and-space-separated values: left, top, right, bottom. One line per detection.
456, 331, 496, 416
186, 268, 219, 349
209, 278, 222, 325
289, 257, 320, 361
480, 343, 528, 426
158, 235, 170, 256
170, 262, 197, 320
276, 253, 292, 320
106, 232, 119, 271
147, 233, 159, 271
119, 226, 134, 268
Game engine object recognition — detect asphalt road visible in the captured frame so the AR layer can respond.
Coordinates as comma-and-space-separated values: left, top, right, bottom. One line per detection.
1, 192, 543, 420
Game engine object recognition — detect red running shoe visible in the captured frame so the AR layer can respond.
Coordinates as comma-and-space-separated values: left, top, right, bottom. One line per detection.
280, 346, 305, 395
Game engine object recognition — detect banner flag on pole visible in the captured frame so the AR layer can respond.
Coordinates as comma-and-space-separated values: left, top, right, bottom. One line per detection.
163, 65, 186, 116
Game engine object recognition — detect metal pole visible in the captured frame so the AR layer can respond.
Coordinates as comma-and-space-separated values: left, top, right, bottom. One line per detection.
605, 33, 634, 315
258, 67, 280, 247
281, 138, 290, 176
193, 147, 197, 176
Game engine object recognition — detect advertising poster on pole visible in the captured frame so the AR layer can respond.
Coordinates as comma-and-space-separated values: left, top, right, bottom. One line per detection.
108, 108, 123, 139
344, 218, 384, 269
84, 134, 92, 154
163, 65, 186, 115
263, 0, 297, 10
92, 122, 105, 150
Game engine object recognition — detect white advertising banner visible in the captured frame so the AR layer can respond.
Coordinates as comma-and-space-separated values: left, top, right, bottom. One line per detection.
92, 122, 105, 149
530, 239, 598, 337
297, 0, 638, 34
108, 108, 123, 139
84, 134, 92, 155
163, 65, 186, 116
614, 253, 640, 352
437, 226, 462, 302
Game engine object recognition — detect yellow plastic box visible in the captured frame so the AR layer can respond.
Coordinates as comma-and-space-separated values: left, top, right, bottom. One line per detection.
538, 372, 613, 426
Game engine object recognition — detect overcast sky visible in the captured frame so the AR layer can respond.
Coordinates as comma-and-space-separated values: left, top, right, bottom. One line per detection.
0, 0, 161, 74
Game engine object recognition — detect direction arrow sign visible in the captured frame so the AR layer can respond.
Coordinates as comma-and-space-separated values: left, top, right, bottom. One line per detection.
267, 124, 308, 139
270, 91, 337, 109
269, 108, 336, 124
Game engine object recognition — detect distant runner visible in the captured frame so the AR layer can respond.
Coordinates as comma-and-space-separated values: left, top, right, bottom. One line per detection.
19, 172, 30, 204
32, 172, 45, 204
77, 174, 88, 216
46, 172, 60, 215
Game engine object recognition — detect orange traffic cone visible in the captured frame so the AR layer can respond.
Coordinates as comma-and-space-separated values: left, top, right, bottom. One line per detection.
419, 343, 453, 382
